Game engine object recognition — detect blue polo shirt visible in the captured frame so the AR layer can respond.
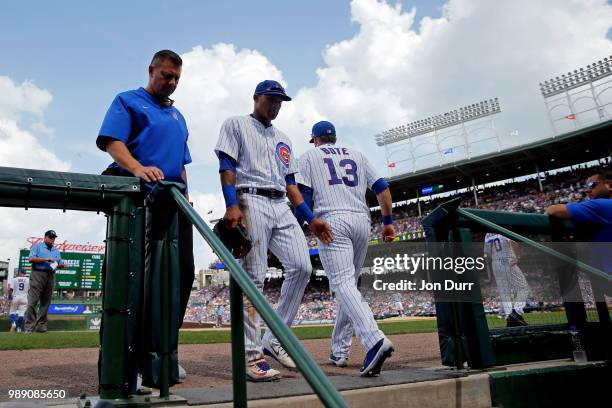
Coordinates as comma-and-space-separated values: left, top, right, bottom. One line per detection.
567, 198, 612, 273
29, 242, 63, 273
97, 87, 192, 192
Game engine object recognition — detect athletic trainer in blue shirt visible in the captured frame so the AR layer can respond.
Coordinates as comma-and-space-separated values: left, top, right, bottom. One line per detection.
96, 52, 192, 192
95, 51, 195, 379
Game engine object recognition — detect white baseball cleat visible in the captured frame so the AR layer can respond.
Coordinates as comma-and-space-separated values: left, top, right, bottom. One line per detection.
262, 337, 297, 370
245, 358, 281, 382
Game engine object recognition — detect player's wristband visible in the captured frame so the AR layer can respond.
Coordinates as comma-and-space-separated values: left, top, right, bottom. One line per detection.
382, 215, 393, 225
222, 185, 238, 208
295, 202, 315, 224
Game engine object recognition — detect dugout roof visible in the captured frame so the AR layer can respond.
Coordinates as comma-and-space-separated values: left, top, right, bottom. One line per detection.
368, 118, 612, 206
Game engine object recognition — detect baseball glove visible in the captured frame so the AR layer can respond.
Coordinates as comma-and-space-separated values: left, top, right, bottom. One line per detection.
213, 220, 253, 259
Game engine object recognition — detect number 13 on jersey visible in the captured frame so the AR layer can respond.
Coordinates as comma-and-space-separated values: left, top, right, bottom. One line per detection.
324, 158, 359, 187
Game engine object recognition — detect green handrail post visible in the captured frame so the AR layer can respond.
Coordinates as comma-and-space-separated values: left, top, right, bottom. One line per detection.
230, 275, 247, 408
100, 196, 136, 399
144, 183, 182, 399
168, 187, 349, 408
456, 208, 612, 283
160, 233, 171, 399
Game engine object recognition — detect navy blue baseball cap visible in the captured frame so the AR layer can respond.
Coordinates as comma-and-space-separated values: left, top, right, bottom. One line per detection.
45, 230, 57, 238
254, 80, 291, 101
310, 120, 336, 143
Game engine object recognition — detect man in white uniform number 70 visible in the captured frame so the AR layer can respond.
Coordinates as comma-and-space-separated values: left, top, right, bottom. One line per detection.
298, 120, 396, 376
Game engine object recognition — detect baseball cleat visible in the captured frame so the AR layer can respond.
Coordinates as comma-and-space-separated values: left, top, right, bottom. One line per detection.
329, 354, 349, 367
178, 363, 187, 383
506, 312, 528, 327
245, 359, 281, 382
263, 337, 296, 370
360, 338, 394, 377
135, 374, 152, 395
511, 310, 528, 326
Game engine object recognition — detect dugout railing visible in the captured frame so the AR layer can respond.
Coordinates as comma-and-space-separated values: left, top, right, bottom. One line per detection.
422, 197, 612, 369
0, 167, 348, 408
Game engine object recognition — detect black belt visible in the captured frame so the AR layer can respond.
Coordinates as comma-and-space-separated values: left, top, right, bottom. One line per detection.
239, 188, 285, 199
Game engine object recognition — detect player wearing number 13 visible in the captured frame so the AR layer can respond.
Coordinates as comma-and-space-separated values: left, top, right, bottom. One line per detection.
297, 121, 396, 376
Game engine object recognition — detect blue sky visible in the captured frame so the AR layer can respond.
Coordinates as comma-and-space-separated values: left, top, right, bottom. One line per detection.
1, 0, 611, 268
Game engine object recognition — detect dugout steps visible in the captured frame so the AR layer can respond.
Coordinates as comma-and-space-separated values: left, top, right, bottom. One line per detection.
35, 359, 610, 408
179, 360, 609, 408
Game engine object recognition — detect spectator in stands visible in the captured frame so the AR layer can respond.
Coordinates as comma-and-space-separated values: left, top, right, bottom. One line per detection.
546, 169, 612, 324
215, 304, 225, 328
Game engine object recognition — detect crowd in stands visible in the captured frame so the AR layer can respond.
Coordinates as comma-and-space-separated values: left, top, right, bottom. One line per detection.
370, 164, 609, 240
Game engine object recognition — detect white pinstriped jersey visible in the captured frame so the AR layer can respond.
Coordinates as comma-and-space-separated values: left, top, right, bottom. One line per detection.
297, 144, 381, 218
10, 276, 29, 297
484, 233, 517, 263
214, 115, 298, 192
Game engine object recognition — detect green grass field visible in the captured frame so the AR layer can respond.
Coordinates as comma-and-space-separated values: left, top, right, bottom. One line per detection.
0, 310, 585, 351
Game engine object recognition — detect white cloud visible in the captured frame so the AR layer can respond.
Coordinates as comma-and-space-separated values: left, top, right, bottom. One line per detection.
31, 120, 55, 137
174, 44, 287, 165
0, 76, 68, 171
0, 119, 69, 170
0, 76, 52, 121
0, 76, 77, 272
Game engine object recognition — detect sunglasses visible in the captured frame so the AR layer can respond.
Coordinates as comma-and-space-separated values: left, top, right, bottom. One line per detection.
586, 180, 599, 189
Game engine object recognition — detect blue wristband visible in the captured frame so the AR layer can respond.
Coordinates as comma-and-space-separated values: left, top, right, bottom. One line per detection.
382, 215, 393, 225
295, 202, 315, 224
222, 185, 238, 208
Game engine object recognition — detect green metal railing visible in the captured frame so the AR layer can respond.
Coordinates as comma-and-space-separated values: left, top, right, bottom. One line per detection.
423, 199, 612, 369
168, 187, 349, 408
456, 208, 612, 283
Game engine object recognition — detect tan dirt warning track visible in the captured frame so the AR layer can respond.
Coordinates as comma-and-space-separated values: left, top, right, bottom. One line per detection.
0, 332, 440, 401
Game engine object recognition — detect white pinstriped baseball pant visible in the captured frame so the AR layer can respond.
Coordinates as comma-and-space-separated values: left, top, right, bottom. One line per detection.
240, 193, 312, 362
319, 212, 384, 357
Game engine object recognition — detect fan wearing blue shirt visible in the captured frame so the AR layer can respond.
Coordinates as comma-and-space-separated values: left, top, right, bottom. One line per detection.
546, 169, 612, 324
95, 50, 193, 382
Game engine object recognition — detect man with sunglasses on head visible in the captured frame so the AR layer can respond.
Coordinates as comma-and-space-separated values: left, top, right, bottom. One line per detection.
96, 49, 193, 382
214, 80, 333, 382
546, 169, 612, 324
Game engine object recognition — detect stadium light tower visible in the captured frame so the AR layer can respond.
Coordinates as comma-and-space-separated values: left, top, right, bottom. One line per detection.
539, 55, 612, 134
375, 98, 502, 173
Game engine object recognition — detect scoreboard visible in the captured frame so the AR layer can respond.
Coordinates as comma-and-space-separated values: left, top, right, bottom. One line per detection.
18, 249, 103, 290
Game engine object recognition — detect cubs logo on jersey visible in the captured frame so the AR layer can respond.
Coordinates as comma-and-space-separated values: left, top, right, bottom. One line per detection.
275, 142, 291, 170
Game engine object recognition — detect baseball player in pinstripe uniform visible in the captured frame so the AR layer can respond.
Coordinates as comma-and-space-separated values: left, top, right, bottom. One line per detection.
214, 80, 333, 382
9, 269, 29, 333
297, 120, 396, 377
484, 233, 529, 327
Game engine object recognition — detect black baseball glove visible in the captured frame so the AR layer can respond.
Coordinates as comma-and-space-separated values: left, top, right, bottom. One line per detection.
213, 220, 253, 259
